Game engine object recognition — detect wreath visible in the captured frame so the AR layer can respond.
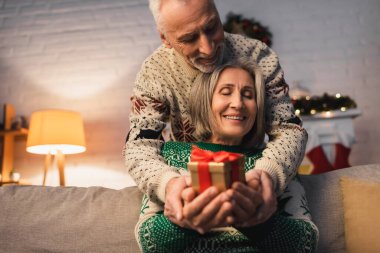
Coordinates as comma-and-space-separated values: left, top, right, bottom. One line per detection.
223, 12, 273, 47
292, 93, 357, 116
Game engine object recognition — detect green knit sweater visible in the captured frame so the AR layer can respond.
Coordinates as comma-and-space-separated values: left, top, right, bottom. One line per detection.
161, 141, 262, 173
135, 142, 319, 253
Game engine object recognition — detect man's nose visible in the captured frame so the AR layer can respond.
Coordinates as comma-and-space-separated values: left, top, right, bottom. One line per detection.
199, 33, 214, 56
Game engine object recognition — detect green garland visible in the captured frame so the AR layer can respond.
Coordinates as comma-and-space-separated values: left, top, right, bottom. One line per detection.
292, 93, 357, 116
223, 12, 273, 47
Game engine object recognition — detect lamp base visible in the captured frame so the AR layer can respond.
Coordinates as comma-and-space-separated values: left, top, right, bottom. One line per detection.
42, 150, 65, 186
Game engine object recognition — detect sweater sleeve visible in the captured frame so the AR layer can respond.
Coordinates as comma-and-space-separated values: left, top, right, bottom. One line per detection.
124, 59, 181, 205
250, 41, 308, 195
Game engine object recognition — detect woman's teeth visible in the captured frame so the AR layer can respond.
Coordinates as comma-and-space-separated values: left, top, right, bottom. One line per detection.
224, 116, 244, 120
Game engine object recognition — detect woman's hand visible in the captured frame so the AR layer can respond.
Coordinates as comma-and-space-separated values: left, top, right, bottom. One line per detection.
163, 169, 277, 232
180, 186, 234, 234
164, 177, 234, 233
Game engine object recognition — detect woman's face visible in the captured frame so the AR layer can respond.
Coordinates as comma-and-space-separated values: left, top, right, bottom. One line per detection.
210, 67, 257, 145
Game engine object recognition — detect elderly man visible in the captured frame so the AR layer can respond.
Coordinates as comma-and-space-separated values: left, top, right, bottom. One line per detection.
124, 0, 307, 234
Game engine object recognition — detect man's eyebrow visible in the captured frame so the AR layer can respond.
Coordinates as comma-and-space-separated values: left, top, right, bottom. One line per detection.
177, 15, 218, 41
177, 31, 198, 41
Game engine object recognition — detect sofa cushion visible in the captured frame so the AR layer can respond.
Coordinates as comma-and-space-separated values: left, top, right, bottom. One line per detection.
340, 177, 380, 253
300, 164, 380, 253
0, 185, 143, 253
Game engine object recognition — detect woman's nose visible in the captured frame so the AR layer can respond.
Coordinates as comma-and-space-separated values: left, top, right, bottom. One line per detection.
230, 94, 243, 109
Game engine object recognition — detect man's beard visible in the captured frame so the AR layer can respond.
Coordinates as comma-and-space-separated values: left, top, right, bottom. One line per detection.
190, 43, 224, 73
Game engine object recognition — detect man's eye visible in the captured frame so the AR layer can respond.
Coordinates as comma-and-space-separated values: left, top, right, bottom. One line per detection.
180, 35, 198, 44
205, 22, 218, 34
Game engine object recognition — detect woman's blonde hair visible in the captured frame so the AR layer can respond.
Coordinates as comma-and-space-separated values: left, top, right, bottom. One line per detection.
189, 58, 265, 148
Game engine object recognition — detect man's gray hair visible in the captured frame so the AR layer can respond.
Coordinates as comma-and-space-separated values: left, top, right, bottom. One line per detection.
189, 58, 266, 148
148, 0, 161, 26
148, 0, 215, 31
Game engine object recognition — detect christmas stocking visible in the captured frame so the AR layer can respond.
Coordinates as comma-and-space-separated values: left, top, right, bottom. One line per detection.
305, 129, 334, 174
307, 146, 334, 174
334, 143, 351, 169
333, 129, 355, 170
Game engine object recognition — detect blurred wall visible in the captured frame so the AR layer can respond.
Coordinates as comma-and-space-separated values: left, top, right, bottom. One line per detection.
1, 0, 379, 188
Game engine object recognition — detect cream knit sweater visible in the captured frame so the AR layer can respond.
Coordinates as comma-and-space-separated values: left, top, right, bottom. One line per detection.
124, 33, 307, 204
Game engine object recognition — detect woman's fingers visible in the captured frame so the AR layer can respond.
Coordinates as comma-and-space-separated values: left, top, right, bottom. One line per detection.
193, 193, 234, 233
181, 188, 235, 233
182, 186, 219, 218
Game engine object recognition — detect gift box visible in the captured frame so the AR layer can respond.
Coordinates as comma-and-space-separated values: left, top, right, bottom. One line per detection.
187, 146, 245, 194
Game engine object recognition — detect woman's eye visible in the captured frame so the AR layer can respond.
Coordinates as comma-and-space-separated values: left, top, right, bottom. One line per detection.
242, 90, 254, 98
220, 87, 231, 95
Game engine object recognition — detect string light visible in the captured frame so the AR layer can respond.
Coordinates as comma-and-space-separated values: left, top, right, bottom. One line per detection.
292, 93, 357, 116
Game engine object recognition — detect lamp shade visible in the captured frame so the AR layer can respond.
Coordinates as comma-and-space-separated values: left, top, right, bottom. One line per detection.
26, 109, 86, 155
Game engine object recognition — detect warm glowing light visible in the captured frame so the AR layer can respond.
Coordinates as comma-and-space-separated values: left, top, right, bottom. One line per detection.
336, 93, 341, 98
26, 110, 86, 155
306, 96, 311, 101
26, 109, 87, 186
295, 109, 301, 115
310, 109, 316, 115
325, 111, 332, 117
341, 107, 347, 112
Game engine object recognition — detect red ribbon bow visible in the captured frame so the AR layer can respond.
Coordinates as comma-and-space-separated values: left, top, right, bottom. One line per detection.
190, 145, 243, 193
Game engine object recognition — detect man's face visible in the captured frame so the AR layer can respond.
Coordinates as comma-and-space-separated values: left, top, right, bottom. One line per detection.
159, 0, 225, 73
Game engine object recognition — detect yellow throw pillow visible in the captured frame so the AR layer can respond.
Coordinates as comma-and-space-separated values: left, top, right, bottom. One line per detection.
340, 177, 380, 253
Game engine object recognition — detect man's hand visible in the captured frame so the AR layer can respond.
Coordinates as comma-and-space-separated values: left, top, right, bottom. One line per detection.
164, 176, 190, 226
235, 169, 277, 227
226, 181, 263, 227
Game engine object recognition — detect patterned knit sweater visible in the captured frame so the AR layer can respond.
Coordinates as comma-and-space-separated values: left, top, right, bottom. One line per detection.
124, 32, 308, 204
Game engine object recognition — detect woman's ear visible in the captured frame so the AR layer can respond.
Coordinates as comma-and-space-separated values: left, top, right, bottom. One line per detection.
160, 32, 172, 49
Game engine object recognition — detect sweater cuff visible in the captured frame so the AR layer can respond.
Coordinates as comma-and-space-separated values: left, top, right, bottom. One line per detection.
156, 170, 182, 203
254, 158, 286, 196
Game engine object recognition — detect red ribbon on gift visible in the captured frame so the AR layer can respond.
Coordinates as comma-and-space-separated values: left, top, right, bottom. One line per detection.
190, 145, 243, 192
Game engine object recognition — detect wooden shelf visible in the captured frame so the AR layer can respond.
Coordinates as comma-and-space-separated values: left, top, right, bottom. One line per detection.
0, 179, 29, 186
1, 104, 28, 182
0, 128, 28, 137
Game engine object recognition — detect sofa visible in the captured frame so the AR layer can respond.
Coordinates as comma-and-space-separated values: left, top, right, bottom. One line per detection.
1, 164, 379, 253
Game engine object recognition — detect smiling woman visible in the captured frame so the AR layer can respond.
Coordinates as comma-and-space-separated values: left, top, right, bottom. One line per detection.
190, 58, 265, 149
210, 67, 258, 145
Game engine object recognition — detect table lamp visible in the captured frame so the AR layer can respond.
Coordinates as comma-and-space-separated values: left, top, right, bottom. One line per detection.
26, 109, 86, 186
